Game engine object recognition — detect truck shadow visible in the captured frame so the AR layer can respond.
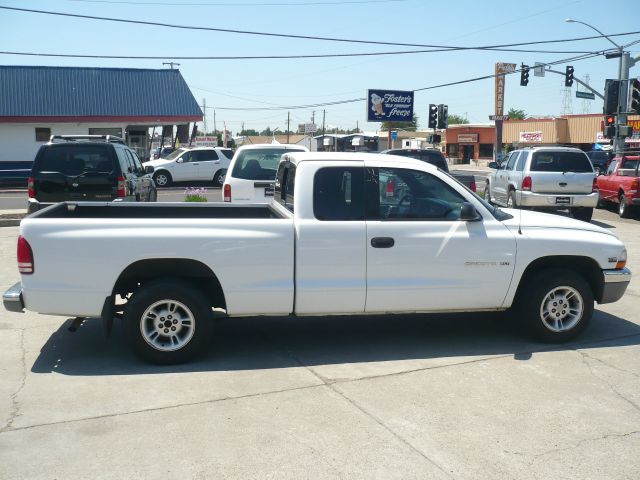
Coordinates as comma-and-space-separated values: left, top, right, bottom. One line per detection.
31, 309, 640, 376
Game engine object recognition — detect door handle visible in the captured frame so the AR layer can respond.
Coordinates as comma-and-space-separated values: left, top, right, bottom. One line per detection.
213, 161, 220, 164
371, 237, 395, 248
192, 163, 199, 165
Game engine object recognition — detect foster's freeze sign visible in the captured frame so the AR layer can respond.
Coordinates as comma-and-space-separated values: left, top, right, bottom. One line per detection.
367, 89, 414, 122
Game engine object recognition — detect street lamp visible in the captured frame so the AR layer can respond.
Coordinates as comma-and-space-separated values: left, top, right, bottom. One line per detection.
565, 18, 633, 153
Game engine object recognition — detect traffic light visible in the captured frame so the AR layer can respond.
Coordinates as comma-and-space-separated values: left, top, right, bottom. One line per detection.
428, 104, 438, 129
603, 114, 616, 138
603, 79, 620, 115
631, 78, 640, 115
520, 64, 530, 87
437, 104, 448, 129
565, 65, 574, 87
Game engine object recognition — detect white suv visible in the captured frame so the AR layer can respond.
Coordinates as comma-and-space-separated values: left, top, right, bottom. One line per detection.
223, 144, 308, 203
145, 146, 234, 187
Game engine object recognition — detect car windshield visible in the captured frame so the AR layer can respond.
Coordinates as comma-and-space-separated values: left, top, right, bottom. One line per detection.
530, 151, 593, 172
37, 145, 114, 175
232, 147, 306, 180
163, 148, 189, 161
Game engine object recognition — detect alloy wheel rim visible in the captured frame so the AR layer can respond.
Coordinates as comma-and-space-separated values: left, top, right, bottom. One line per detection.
140, 299, 195, 351
156, 174, 168, 186
539, 286, 583, 332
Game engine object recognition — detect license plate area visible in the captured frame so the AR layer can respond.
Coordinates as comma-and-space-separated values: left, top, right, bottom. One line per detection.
555, 196, 571, 205
264, 187, 274, 197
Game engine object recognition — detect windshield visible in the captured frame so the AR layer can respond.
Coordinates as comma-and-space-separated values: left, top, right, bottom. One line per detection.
163, 148, 188, 161
232, 147, 306, 180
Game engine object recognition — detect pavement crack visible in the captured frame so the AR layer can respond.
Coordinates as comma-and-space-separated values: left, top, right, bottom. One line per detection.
576, 350, 640, 413
1, 328, 27, 432
577, 349, 640, 379
526, 431, 640, 466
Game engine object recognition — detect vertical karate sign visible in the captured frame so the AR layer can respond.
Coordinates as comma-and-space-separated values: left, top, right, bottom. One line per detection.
495, 63, 516, 116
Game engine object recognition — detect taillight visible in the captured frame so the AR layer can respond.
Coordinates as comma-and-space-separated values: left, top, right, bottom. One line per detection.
592, 177, 598, 193
17, 236, 34, 274
522, 176, 532, 191
470, 177, 477, 192
27, 177, 35, 198
117, 176, 126, 197
631, 179, 639, 191
223, 184, 231, 202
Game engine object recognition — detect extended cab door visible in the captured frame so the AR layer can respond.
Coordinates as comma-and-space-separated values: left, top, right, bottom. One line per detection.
364, 166, 516, 313
291, 162, 367, 314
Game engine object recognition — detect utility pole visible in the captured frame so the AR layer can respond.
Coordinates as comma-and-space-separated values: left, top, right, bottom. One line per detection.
202, 98, 207, 134
322, 110, 326, 136
615, 52, 632, 154
213, 109, 217, 137
287, 112, 290, 144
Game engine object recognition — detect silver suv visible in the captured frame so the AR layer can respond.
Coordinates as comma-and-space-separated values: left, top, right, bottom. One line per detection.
485, 147, 598, 222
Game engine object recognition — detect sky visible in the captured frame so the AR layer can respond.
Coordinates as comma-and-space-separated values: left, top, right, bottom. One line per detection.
1, 0, 639, 135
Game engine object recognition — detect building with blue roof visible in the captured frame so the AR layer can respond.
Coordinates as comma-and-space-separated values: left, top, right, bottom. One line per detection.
0, 65, 203, 182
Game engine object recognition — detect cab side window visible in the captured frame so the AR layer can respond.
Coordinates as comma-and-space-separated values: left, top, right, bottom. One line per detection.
605, 160, 618, 176
198, 150, 219, 161
515, 152, 527, 171
370, 168, 466, 221
505, 152, 519, 170
313, 167, 365, 221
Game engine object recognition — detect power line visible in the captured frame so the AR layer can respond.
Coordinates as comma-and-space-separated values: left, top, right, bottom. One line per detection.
1, 5, 638, 52
67, 0, 407, 5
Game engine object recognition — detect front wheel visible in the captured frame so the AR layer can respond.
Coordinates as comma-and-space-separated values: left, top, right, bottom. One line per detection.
153, 171, 172, 188
125, 280, 212, 364
517, 269, 593, 343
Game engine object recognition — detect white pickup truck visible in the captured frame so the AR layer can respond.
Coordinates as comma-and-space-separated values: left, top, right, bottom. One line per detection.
4, 152, 631, 364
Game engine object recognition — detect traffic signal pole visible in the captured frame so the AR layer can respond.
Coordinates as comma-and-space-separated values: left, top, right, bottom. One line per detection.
614, 52, 631, 154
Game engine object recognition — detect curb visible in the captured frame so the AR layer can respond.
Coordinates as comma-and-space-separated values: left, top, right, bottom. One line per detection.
0, 219, 21, 227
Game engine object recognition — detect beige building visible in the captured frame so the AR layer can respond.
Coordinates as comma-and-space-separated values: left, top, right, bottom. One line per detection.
503, 114, 640, 149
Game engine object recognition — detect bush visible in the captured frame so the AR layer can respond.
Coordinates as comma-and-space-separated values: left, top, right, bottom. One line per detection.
184, 187, 208, 202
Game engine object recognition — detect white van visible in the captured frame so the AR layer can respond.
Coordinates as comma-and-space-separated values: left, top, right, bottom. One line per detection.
223, 144, 308, 203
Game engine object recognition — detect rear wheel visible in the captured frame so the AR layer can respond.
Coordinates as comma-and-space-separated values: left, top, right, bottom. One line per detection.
213, 169, 227, 187
571, 207, 593, 222
153, 171, 172, 188
484, 183, 492, 204
507, 190, 517, 208
125, 280, 212, 364
619, 194, 631, 218
517, 269, 593, 343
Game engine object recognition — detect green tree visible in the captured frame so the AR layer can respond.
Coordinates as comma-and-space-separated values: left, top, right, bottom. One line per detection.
260, 127, 273, 136
381, 114, 418, 132
447, 114, 469, 125
507, 108, 526, 120
240, 128, 259, 136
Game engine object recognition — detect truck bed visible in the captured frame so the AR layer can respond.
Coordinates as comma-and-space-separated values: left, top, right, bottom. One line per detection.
33, 201, 287, 220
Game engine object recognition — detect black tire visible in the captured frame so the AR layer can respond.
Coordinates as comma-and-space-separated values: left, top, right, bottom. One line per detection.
516, 268, 593, 343
571, 207, 593, 222
125, 279, 213, 364
484, 183, 492, 204
507, 190, 517, 209
619, 194, 631, 218
153, 171, 172, 188
213, 169, 227, 187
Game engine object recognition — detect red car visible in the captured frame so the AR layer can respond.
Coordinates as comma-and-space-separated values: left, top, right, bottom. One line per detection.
596, 155, 640, 217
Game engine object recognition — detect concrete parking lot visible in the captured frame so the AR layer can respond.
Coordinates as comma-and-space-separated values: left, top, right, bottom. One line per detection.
0, 209, 638, 479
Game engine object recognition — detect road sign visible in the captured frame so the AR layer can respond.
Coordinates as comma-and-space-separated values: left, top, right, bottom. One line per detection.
576, 91, 596, 100
534, 62, 545, 77
304, 123, 317, 134
391, 130, 398, 140
489, 115, 510, 120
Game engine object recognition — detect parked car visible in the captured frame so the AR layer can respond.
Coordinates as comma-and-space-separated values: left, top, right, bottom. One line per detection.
27, 135, 156, 214
152, 146, 175, 160
4, 152, 631, 364
379, 148, 476, 191
485, 147, 598, 222
596, 154, 639, 217
145, 146, 234, 187
586, 150, 614, 175
223, 144, 308, 203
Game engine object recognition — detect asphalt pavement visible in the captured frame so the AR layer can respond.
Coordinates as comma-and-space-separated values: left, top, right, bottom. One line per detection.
0, 207, 638, 479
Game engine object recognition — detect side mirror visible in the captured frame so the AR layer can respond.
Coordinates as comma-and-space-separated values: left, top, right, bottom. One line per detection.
145, 165, 154, 174
460, 202, 482, 221
176, 158, 183, 163
488, 162, 499, 169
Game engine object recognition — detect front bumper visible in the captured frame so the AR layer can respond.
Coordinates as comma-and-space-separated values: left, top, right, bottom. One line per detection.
600, 268, 632, 304
518, 191, 599, 208
632, 197, 640, 206
3, 282, 24, 313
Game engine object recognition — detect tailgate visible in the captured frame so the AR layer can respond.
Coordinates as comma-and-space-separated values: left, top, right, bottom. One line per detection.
530, 172, 594, 194
230, 178, 274, 203
34, 172, 115, 202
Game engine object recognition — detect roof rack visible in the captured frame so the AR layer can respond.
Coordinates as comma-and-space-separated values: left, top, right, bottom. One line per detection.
49, 135, 126, 145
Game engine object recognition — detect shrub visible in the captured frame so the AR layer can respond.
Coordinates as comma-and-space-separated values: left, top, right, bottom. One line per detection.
184, 187, 208, 202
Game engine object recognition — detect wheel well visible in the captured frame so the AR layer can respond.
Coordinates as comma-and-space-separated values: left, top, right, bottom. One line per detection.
154, 169, 171, 178
618, 188, 625, 198
515, 256, 603, 303
112, 259, 226, 310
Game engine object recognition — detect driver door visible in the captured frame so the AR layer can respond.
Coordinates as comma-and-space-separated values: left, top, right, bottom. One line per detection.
365, 166, 516, 313
173, 151, 198, 181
